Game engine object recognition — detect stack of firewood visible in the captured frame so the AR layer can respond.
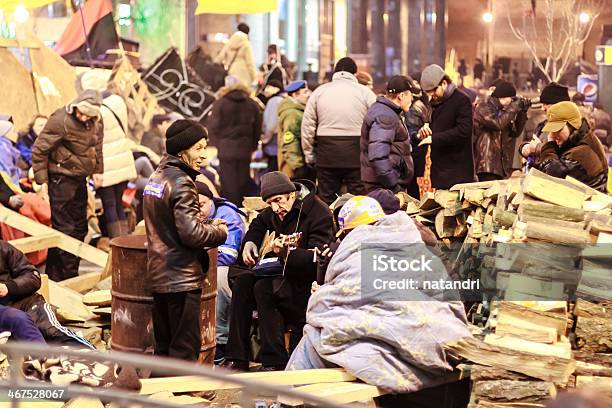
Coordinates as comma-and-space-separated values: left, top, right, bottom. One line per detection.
406, 167, 612, 300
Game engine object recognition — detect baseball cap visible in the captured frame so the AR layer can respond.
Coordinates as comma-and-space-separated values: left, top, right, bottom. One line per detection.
541, 101, 582, 133
386, 75, 420, 94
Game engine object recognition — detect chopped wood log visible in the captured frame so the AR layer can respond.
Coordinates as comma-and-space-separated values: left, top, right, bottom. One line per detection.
471, 365, 534, 382
419, 191, 439, 211
573, 299, 612, 319
242, 196, 268, 211
574, 361, 612, 377
435, 211, 457, 238
139, 368, 356, 395
443, 337, 576, 384
451, 180, 504, 191
575, 316, 612, 353
518, 199, 585, 222
573, 351, 612, 367
435, 190, 460, 208
517, 214, 586, 230
575, 376, 612, 394
523, 221, 591, 245
473, 380, 556, 403
493, 209, 517, 228
464, 189, 485, 206
484, 334, 571, 359
504, 275, 566, 301
522, 168, 586, 209
60, 272, 102, 293
497, 302, 568, 336
278, 381, 386, 405
83, 290, 112, 307
576, 260, 612, 301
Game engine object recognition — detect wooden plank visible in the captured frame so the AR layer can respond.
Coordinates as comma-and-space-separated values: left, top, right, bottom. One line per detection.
573, 299, 612, 319
523, 221, 591, 245
139, 368, 356, 395
60, 272, 102, 293
48, 280, 94, 320
83, 290, 112, 307
278, 381, 386, 406
574, 361, 612, 377
38, 273, 49, 303
473, 380, 556, 403
8, 233, 61, 253
0, 206, 108, 267
497, 302, 568, 336
575, 375, 612, 388
575, 316, 612, 353
484, 334, 571, 359
517, 199, 585, 222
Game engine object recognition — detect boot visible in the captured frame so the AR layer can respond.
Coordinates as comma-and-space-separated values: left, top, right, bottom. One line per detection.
119, 219, 131, 236
106, 221, 122, 239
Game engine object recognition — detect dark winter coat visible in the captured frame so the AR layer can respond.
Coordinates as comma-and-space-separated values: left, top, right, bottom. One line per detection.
429, 86, 476, 189
243, 181, 334, 284
208, 84, 262, 161
144, 155, 228, 294
0, 241, 41, 306
360, 96, 414, 192
473, 98, 527, 178
32, 106, 103, 184
535, 119, 608, 193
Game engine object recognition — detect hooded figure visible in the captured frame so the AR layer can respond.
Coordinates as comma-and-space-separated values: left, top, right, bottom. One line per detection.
31, 90, 104, 281
214, 24, 257, 88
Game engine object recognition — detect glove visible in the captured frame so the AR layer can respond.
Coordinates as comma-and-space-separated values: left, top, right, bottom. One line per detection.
242, 241, 259, 266
8, 195, 24, 210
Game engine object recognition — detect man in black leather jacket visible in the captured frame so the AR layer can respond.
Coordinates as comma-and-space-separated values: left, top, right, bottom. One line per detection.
144, 120, 228, 361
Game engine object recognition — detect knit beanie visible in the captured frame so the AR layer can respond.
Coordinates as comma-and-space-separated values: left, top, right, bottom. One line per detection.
260, 171, 296, 201
237, 23, 250, 35
165, 119, 207, 156
540, 82, 570, 105
334, 57, 358, 75
491, 80, 516, 98
367, 189, 400, 215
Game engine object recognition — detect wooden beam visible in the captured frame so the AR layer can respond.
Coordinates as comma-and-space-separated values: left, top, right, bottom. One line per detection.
8, 233, 61, 253
575, 376, 612, 388
278, 381, 386, 406
522, 168, 586, 209
139, 368, 356, 395
38, 273, 49, 303
484, 334, 571, 359
60, 272, 103, 293
48, 280, 94, 320
0, 206, 108, 267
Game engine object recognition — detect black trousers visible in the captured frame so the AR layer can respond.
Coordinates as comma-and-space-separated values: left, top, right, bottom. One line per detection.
477, 172, 504, 182
219, 158, 251, 207
315, 166, 365, 205
46, 174, 88, 281
152, 289, 202, 361
225, 274, 309, 367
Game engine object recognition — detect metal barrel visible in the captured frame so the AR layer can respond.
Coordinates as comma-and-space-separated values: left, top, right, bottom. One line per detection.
110, 235, 154, 354
199, 248, 217, 365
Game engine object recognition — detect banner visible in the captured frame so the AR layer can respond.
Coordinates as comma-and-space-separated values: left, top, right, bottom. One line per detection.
195, 0, 277, 15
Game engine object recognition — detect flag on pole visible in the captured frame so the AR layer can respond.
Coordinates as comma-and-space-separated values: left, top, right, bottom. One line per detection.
195, 0, 277, 15
55, 0, 119, 63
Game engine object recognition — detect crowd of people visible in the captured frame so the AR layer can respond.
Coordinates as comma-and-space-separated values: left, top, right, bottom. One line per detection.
0, 21, 611, 406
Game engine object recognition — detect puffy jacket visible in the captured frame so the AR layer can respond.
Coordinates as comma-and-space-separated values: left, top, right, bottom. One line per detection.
473, 98, 527, 178
0, 241, 41, 306
32, 93, 103, 184
243, 181, 334, 283
535, 119, 608, 193
0, 137, 21, 184
144, 155, 228, 293
277, 97, 306, 177
99, 95, 137, 187
207, 84, 263, 160
214, 31, 257, 88
210, 199, 246, 267
301, 72, 376, 168
360, 96, 414, 191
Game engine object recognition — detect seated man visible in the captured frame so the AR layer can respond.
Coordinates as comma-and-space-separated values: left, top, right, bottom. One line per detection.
195, 182, 246, 364
224, 172, 334, 371
0, 240, 93, 348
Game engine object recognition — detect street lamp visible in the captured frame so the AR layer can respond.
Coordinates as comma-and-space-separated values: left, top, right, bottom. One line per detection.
13, 5, 29, 23
579, 12, 590, 24
482, 11, 493, 23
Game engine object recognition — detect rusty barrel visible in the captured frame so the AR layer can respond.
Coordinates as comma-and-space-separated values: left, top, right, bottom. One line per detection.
110, 235, 154, 354
199, 248, 217, 365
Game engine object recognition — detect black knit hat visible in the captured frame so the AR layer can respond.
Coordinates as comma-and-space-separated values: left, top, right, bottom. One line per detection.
491, 81, 516, 98
165, 119, 207, 156
540, 82, 570, 105
334, 57, 358, 74
260, 171, 296, 201
195, 181, 214, 199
